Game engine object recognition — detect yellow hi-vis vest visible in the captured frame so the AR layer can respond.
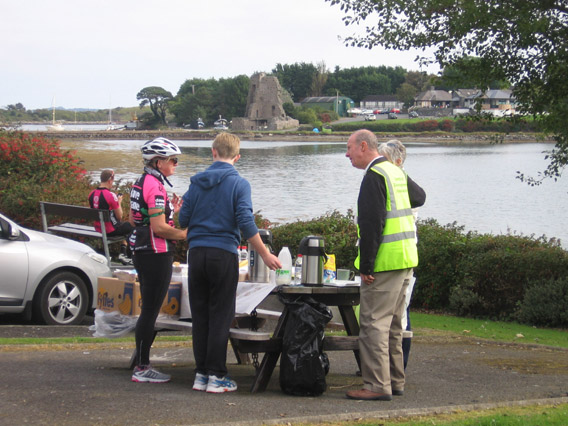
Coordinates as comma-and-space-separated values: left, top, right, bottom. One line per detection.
355, 161, 418, 272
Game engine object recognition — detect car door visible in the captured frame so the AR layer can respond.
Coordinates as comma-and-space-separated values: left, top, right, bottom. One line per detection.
0, 216, 29, 307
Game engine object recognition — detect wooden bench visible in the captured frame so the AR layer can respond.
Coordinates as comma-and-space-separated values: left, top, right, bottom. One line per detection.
39, 201, 126, 266
128, 317, 275, 369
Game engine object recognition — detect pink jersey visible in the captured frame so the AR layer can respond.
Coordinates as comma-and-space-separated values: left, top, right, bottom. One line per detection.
129, 172, 175, 254
88, 188, 120, 233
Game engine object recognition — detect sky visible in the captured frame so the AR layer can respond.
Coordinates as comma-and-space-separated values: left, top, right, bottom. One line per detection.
1, 0, 440, 111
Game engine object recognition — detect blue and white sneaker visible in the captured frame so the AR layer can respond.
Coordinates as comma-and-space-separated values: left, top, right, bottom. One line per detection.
192, 373, 209, 391
206, 375, 237, 393
131, 365, 171, 383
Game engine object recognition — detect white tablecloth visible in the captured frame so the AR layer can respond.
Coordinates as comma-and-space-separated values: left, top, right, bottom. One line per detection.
172, 264, 276, 319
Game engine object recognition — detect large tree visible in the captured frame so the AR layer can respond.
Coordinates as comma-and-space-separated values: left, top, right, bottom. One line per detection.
272, 62, 317, 101
136, 86, 173, 125
327, 0, 568, 182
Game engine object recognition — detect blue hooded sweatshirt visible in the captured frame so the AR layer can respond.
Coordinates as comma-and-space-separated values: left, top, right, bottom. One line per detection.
179, 161, 258, 254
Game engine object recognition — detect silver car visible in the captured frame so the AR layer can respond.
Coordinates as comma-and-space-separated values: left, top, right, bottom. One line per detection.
0, 212, 112, 325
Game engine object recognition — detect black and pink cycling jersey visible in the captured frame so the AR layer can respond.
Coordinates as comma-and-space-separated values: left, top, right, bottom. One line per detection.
129, 172, 175, 254
88, 187, 120, 234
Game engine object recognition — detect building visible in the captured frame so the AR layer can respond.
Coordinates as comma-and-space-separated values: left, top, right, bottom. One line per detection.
231, 73, 299, 131
299, 96, 355, 117
414, 87, 453, 108
360, 95, 404, 112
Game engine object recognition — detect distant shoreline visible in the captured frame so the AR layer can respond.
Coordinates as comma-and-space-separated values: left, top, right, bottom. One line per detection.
32, 129, 547, 144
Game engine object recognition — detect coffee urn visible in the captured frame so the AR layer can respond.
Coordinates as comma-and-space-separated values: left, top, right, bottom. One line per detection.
298, 235, 328, 285
248, 229, 273, 283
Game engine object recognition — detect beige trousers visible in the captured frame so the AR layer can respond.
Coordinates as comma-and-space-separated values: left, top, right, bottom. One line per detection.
359, 268, 412, 394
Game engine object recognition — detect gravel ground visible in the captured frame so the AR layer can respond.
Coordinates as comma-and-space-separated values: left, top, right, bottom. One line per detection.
1, 316, 567, 426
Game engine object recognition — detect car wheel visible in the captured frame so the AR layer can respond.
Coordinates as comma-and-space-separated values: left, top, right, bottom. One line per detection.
33, 272, 89, 325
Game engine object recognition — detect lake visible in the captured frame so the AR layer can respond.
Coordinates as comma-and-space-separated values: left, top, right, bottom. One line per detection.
60, 138, 568, 249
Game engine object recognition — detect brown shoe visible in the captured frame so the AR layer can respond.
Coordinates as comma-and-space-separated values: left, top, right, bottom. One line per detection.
346, 388, 392, 401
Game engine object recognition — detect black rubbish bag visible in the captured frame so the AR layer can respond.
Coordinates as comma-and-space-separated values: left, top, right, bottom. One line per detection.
278, 295, 333, 396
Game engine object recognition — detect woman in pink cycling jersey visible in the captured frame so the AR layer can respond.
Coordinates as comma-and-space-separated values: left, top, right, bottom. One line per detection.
129, 137, 187, 383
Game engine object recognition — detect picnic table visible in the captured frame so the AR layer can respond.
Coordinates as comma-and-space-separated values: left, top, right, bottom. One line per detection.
249, 284, 361, 393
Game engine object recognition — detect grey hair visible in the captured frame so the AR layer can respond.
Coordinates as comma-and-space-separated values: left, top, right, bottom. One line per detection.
379, 139, 407, 166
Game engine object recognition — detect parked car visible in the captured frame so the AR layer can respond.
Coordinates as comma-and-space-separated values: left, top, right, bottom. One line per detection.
0, 212, 112, 325
390, 108, 401, 114
388, 112, 398, 119
409, 111, 419, 118
364, 113, 376, 121
372, 109, 382, 115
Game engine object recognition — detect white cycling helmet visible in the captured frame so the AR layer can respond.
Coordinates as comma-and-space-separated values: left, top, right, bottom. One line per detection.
141, 137, 181, 160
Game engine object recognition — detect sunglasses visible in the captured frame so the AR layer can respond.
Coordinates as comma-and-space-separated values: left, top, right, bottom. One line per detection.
160, 157, 178, 165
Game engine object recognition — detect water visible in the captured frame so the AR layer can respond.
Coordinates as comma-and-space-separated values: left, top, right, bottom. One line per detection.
20, 123, 111, 131
60, 138, 568, 248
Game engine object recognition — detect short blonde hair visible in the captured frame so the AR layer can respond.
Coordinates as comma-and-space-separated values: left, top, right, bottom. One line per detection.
212, 132, 240, 159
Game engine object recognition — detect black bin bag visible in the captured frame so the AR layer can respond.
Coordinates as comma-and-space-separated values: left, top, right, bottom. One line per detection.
278, 295, 333, 396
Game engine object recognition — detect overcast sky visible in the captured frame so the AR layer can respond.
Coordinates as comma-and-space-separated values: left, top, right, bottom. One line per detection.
1, 0, 440, 110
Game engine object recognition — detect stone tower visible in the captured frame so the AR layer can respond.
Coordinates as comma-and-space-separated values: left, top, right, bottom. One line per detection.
231, 73, 299, 131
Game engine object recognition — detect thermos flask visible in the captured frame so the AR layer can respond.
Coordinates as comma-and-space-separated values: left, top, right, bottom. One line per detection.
248, 229, 273, 283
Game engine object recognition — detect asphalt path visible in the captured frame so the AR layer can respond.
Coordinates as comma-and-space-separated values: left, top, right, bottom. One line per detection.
1, 315, 567, 426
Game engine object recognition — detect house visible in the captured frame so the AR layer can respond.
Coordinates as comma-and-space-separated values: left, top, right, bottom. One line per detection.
451, 89, 479, 109
414, 87, 452, 108
360, 95, 404, 113
300, 96, 355, 117
451, 88, 517, 114
478, 89, 516, 111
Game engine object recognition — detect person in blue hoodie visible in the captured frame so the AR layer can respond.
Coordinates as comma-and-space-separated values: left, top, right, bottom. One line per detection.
179, 132, 281, 394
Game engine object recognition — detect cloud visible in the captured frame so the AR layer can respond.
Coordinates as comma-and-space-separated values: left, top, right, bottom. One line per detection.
0, 0, 439, 110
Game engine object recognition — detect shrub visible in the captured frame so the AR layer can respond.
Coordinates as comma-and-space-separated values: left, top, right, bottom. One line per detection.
412, 120, 439, 132
414, 218, 568, 327
515, 277, 568, 327
270, 210, 358, 269
0, 131, 90, 229
414, 219, 470, 309
439, 119, 454, 132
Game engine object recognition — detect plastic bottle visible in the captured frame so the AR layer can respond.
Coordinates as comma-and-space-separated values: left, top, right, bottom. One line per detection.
238, 245, 248, 262
293, 254, 303, 285
275, 246, 293, 285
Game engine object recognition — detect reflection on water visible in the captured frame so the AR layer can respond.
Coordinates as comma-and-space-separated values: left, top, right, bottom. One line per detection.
61, 139, 568, 248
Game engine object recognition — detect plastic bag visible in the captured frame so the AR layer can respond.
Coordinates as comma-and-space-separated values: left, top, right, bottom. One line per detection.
89, 309, 138, 338
278, 294, 332, 396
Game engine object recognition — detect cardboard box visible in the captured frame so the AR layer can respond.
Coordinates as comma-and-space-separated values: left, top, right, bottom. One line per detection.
97, 277, 181, 316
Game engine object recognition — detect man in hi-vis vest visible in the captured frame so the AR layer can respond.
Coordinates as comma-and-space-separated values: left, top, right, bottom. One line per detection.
345, 129, 426, 401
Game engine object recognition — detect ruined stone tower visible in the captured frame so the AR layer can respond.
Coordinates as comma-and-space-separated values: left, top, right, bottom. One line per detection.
231, 73, 299, 131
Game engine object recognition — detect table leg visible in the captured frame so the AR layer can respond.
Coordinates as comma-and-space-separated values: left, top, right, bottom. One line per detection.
338, 306, 361, 369
250, 308, 289, 393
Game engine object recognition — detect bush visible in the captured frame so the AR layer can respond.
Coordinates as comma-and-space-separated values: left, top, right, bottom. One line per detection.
412, 120, 439, 132
414, 218, 568, 327
414, 219, 470, 309
515, 277, 568, 327
0, 131, 91, 229
269, 210, 358, 269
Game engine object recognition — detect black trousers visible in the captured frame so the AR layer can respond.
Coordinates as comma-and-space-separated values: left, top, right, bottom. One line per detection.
133, 252, 173, 367
188, 246, 238, 377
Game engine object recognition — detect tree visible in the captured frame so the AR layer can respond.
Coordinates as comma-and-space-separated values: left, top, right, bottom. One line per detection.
7, 103, 25, 112
310, 61, 329, 97
327, 0, 568, 182
396, 83, 418, 109
404, 71, 435, 93
136, 86, 173, 125
272, 62, 317, 101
